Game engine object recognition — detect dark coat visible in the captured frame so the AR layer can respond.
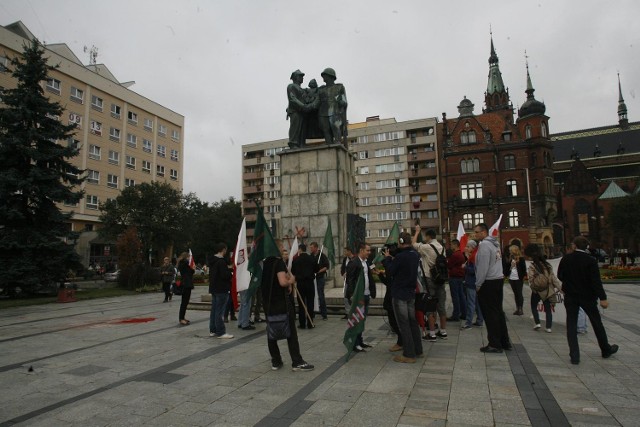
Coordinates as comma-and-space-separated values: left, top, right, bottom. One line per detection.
382, 246, 420, 301
177, 259, 194, 289
345, 256, 376, 300
292, 253, 317, 287
208, 255, 232, 294
558, 250, 607, 301
503, 256, 526, 280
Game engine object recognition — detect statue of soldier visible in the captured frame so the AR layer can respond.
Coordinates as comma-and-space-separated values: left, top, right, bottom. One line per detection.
286, 69, 308, 149
316, 68, 348, 145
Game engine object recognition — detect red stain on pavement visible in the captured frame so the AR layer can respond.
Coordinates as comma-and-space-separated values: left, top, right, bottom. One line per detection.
112, 317, 156, 324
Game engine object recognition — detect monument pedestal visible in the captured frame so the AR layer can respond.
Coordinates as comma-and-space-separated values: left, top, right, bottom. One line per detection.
279, 144, 357, 287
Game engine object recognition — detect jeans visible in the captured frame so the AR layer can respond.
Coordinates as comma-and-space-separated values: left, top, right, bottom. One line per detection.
209, 292, 229, 335
464, 286, 484, 327
531, 292, 552, 329
392, 298, 423, 358
316, 276, 327, 318
268, 295, 304, 367
477, 279, 510, 349
237, 290, 251, 328
179, 287, 192, 321
448, 277, 466, 319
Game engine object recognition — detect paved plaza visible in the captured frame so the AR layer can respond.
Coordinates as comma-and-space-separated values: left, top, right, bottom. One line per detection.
1, 282, 639, 426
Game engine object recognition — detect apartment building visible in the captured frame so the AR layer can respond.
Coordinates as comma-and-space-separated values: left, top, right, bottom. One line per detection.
241, 116, 441, 248
0, 22, 184, 265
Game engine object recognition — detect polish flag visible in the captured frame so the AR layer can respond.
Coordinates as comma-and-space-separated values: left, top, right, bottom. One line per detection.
288, 237, 299, 272
188, 248, 196, 270
456, 220, 468, 250
489, 214, 503, 237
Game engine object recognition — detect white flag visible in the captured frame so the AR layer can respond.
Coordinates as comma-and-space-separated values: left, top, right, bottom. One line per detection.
288, 237, 299, 272
489, 214, 503, 237
234, 218, 251, 291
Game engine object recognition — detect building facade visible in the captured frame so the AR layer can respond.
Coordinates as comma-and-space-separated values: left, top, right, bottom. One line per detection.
1, 22, 185, 266
241, 116, 441, 249
440, 38, 557, 253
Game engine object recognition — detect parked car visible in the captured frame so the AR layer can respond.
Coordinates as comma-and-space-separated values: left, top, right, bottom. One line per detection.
104, 270, 120, 282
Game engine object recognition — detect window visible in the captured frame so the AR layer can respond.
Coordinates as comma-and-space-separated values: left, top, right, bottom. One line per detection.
126, 133, 137, 148
143, 139, 152, 153
378, 211, 408, 221
0, 55, 8, 72
375, 179, 406, 189
88, 144, 101, 160
426, 210, 438, 219
127, 111, 138, 125
125, 155, 136, 169
108, 150, 119, 165
107, 174, 118, 189
144, 118, 153, 131
359, 181, 369, 190
91, 95, 103, 111
474, 213, 484, 224
109, 127, 121, 142
68, 112, 82, 127
359, 166, 369, 175
360, 197, 370, 206
359, 151, 369, 160
157, 144, 166, 158
125, 178, 136, 187
170, 149, 179, 161
461, 183, 483, 199
156, 165, 165, 177
503, 132, 512, 142
86, 195, 99, 210
507, 179, 518, 196
541, 122, 548, 138
158, 124, 167, 137
170, 169, 178, 180
90, 120, 102, 136
508, 210, 519, 227
86, 170, 99, 184
67, 138, 80, 150
70, 86, 84, 103
525, 125, 532, 139
463, 213, 473, 229
110, 104, 121, 119
46, 78, 61, 94
375, 147, 405, 157
425, 194, 438, 201
461, 158, 479, 173
375, 163, 404, 173
378, 195, 405, 205
360, 213, 371, 222
504, 155, 516, 170
142, 160, 151, 173
461, 131, 477, 144
171, 130, 180, 141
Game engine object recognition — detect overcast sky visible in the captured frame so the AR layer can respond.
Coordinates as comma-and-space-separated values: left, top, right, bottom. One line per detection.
2, 0, 639, 204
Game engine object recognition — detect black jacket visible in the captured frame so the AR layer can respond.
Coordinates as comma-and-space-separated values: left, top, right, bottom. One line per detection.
558, 250, 607, 301
177, 259, 194, 289
208, 255, 232, 294
292, 253, 317, 285
345, 256, 376, 300
503, 256, 526, 281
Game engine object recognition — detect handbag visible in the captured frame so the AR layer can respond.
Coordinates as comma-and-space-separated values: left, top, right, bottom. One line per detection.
265, 260, 291, 341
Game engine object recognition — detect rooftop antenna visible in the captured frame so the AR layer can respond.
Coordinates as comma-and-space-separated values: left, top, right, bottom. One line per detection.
83, 45, 98, 65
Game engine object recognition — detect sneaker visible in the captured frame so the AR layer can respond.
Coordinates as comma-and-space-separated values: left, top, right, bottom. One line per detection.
292, 362, 314, 371
436, 331, 448, 340
533, 324, 541, 330
545, 328, 552, 333
460, 324, 472, 330
209, 332, 216, 337
271, 361, 283, 371
216, 333, 234, 339
424, 335, 437, 342
360, 343, 372, 349
354, 345, 366, 352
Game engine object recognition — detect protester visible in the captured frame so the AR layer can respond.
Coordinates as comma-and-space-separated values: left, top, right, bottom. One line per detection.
345, 243, 376, 352
474, 223, 511, 353
208, 243, 234, 339
310, 242, 330, 320
461, 240, 484, 330
447, 239, 467, 322
504, 245, 527, 315
292, 244, 317, 329
176, 252, 195, 326
382, 232, 423, 363
160, 256, 176, 303
261, 255, 314, 371
525, 244, 562, 333
558, 236, 618, 365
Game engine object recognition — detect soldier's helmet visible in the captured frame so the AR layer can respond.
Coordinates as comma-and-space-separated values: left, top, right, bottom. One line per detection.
290, 69, 305, 80
321, 68, 336, 79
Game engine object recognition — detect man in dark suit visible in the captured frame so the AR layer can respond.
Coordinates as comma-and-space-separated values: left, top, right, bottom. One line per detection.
345, 242, 376, 352
292, 244, 317, 329
558, 236, 619, 365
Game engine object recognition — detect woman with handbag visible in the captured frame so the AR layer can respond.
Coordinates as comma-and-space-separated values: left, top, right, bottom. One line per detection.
524, 244, 562, 333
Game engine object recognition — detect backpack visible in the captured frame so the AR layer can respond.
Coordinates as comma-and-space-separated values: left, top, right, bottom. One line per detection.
429, 243, 448, 285
528, 264, 551, 293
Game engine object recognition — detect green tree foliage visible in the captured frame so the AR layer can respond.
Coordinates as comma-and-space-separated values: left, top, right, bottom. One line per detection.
99, 182, 183, 265
607, 194, 640, 245
0, 40, 84, 295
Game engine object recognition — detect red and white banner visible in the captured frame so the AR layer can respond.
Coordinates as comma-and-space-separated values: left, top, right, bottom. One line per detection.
456, 220, 469, 250
235, 218, 251, 292
188, 248, 196, 270
489, 214, 503, 237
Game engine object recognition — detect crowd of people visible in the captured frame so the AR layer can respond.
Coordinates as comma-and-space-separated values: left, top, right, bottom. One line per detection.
167, 225, 619, 370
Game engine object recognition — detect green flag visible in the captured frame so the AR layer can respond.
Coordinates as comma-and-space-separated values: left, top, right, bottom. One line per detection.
343, 269, 366, 360
373, 221, 401, 263
247, 205, 280, 297
322, 220, 336, 267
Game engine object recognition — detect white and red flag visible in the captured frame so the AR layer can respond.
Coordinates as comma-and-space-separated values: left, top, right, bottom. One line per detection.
456, 220, 469, 250
489, 214, 503, 237
188, 248, 196, 270
235, 218, 251, 292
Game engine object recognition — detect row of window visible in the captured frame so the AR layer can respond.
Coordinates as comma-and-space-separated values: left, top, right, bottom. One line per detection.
458, 122, 547, 144
85, 142, 178, 162
45, 78, 180, 140
462, 210, 519, 228
85, 166, 179, 186
355, 131, 405, 144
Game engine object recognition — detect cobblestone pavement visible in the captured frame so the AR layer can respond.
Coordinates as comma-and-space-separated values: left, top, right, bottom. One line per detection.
1, 282, 638, 426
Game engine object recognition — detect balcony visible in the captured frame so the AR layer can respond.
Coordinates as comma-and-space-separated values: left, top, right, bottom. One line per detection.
243, 171, 263, 180
409, 183, 438, 194
409, 167, 436, 178
407, 150, 435, 163
409, 200, 439, 211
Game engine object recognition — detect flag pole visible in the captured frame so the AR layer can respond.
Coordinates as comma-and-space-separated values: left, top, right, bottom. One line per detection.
294, 284, 315, 327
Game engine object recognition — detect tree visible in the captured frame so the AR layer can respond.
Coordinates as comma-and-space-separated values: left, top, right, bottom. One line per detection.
0, 40, 84, 295
99, 182, 183, 265
607, 194, 640, 249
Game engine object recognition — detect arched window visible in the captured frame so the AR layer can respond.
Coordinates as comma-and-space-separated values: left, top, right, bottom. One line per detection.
468, 131, 477, 143
544, 152, 551, 168
461, 159, 467, 173
462, 213, 473, 228
473, 158, 480, 172
460, 132, 468, 144
508, 210, 519, 227
541, 122, 547, 138
525, 125, 532, 139
507, 179, 517, 196
504, 154, 516, 170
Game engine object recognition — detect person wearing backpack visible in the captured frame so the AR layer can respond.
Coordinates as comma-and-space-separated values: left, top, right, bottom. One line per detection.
524, 244, 562, 333
412, 225, 448, 342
